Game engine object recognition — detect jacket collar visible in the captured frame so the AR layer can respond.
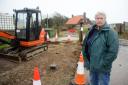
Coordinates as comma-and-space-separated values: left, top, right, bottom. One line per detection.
91, 23, 110, 31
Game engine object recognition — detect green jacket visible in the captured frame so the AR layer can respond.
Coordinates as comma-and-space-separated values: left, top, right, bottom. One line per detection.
82, 23, 119, 72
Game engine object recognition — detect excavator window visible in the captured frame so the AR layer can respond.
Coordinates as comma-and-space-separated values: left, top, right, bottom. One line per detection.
14, 8, 42, 41
38, 13, 42, 28
30, 13, 36, 40
29, 12, 42, 41
17, 13, 27, 40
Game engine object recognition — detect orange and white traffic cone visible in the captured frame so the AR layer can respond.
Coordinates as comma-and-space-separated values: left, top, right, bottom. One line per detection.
47, 32, 50, 42
78, 52, 84, 63
33, 66, 41, 85
67, 34, 71, 42
74, 53, 87, 85
55, 32, 58, 42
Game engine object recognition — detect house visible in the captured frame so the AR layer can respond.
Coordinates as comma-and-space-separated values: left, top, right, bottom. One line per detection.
66, 15, 83, 25
66, 12, 92, 27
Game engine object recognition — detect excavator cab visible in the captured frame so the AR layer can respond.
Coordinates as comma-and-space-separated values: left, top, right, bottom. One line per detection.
12, 8, 47, 47
0, 8, 48, 62
14, 8, 42, 41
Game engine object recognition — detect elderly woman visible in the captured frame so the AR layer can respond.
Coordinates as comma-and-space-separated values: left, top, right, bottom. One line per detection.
82, 12, 119, 85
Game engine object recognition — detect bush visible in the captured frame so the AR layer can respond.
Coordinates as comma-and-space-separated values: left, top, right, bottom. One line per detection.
83, 26, 89, 33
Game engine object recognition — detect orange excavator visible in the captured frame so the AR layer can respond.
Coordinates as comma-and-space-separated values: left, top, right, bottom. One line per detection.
0, 8, 48, 62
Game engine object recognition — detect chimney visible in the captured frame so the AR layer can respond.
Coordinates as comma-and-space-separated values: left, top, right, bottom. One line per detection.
72, 14, 74, 18
83, 12, 86, 24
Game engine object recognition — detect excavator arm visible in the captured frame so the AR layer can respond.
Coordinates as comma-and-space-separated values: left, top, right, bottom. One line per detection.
0, 32, 15, 39
0, 31, 15, 44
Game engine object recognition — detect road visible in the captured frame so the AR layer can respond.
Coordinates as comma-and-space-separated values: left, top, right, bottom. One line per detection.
110, 46, 128, 85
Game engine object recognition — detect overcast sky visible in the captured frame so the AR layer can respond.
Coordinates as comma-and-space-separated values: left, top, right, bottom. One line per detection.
0, 0, 128, 23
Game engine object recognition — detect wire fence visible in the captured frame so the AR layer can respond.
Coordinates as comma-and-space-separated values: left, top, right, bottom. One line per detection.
0, 13, 15, 31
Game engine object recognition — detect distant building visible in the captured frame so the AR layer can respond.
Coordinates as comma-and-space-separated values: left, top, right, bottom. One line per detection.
124, 22, 128, 31
66, 15, 83, 25
110, 21, 128, 34
66, 12, 92, 27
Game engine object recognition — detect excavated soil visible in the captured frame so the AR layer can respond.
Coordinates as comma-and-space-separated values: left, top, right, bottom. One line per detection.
0, 42, 81, 85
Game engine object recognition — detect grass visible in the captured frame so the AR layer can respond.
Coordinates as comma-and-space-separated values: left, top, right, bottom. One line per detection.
0, 37, 11, 49
0, 37, 11, 44
83, 26, 89, 33
0, 44, 9, 49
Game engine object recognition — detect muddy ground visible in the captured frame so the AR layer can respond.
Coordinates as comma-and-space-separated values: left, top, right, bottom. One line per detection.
0, 42, 81, 85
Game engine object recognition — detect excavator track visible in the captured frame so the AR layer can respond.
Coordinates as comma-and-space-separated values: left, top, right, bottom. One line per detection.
20, 44, 48, 61
0, 53, 21, 63
0, 43, 48, 63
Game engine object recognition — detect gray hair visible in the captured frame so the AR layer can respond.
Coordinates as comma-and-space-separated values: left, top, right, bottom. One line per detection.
95, 12, 106, 19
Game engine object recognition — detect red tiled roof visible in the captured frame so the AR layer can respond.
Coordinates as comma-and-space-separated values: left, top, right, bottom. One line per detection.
66, 15, 83, 25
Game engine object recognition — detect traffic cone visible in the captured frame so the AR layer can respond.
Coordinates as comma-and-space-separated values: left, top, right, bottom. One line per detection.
79, 52, 84, 62
33, 66, 41, 85
47, 32, 50, 42
67, 34, 71, 42
74, 53, 87, 85
55, 32, 58, 42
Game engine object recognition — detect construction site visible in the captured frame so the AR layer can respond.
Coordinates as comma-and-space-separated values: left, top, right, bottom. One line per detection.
0, 1, 128, 84
0, 42, 82, 85
0, 7, 88, 85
